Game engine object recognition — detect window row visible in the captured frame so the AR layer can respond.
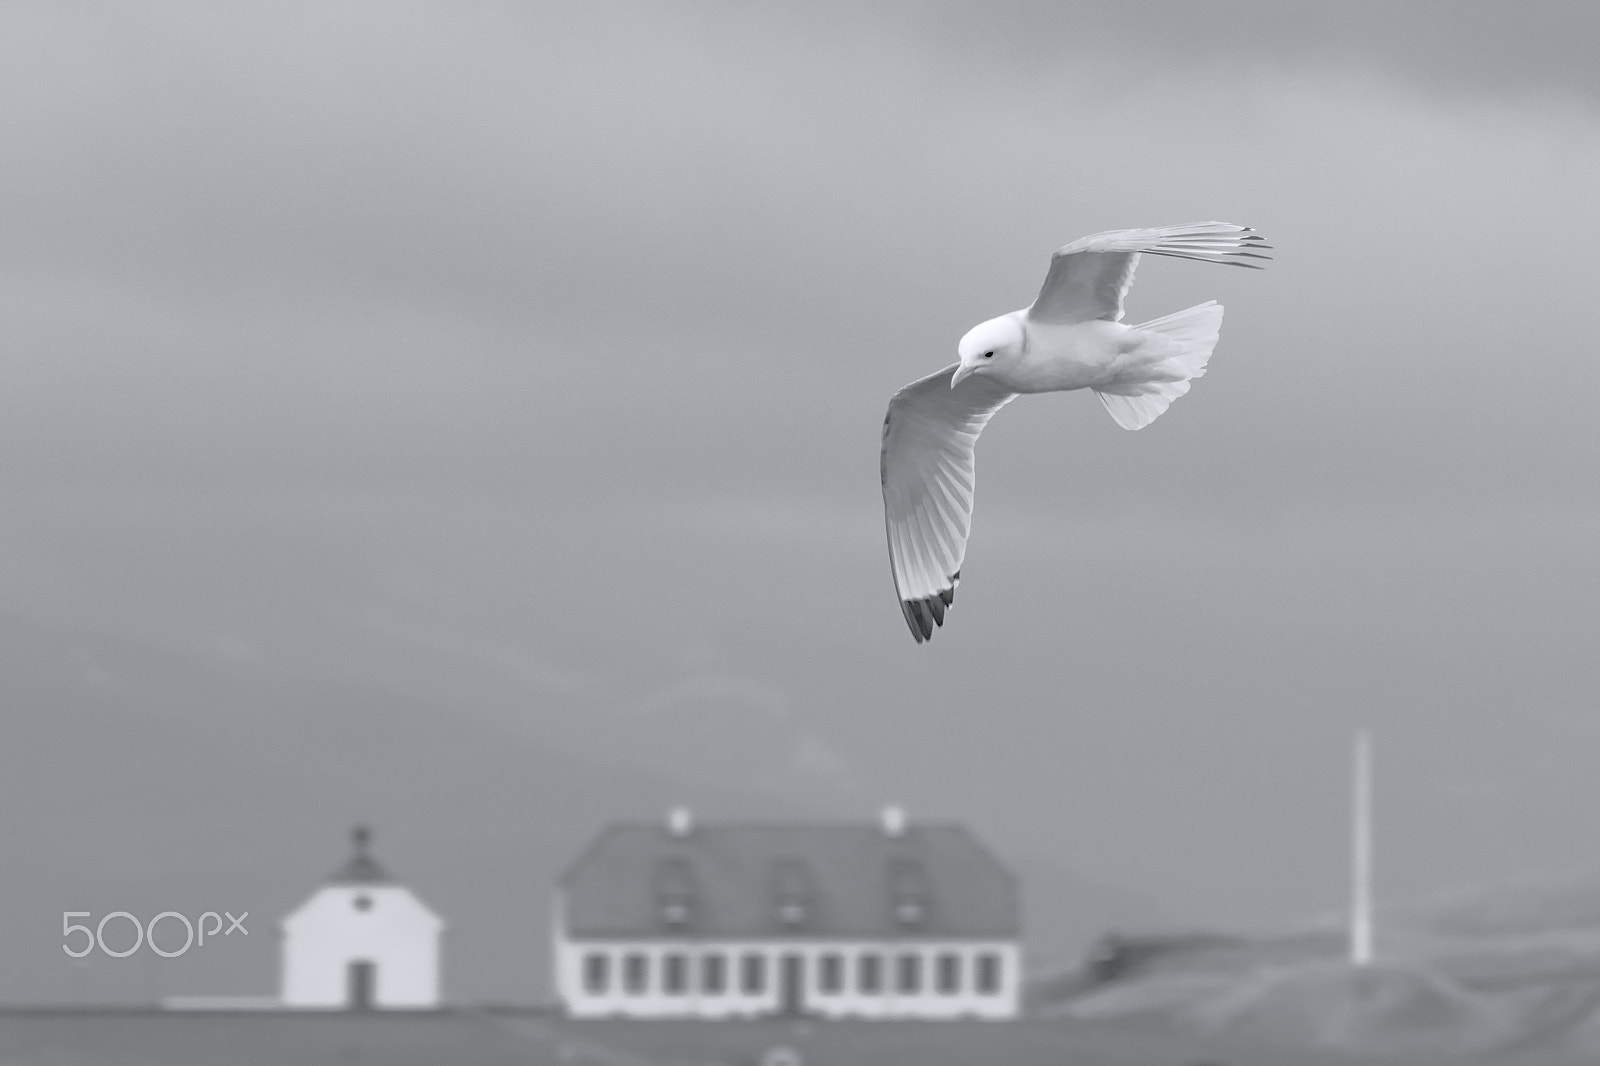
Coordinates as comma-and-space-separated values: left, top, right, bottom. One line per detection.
580, 948, 1004, 998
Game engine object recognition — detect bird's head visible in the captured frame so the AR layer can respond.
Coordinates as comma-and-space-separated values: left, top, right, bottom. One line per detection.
952, 314, 1024, 388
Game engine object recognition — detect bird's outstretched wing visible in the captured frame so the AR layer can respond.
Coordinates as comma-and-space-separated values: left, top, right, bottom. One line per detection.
1029, 221, 1271, 325
880, 365, 1017, 644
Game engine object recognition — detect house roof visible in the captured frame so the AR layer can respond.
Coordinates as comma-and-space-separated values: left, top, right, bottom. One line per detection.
558, 818, 1020, 940
325, 825, 396, 885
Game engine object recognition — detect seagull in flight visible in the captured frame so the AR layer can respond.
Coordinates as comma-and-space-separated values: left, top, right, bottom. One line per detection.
879, 221, 1271, 644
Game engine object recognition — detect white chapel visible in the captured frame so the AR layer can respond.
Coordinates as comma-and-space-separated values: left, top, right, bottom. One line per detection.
279, 825, 445, 1009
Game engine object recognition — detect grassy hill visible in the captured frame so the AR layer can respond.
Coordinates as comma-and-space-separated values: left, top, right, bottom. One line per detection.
1028, 880, 1600, 1062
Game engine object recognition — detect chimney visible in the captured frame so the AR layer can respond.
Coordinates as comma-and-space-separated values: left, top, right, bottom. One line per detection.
879, 804, 907, 837
666, 805, 694, 837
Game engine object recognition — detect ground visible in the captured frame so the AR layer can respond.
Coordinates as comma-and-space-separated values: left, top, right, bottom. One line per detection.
2, 1010, 1594, 1066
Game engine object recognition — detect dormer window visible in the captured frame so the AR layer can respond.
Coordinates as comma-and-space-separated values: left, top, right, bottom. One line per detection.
770, 857, 814, 930
887, 857, 931, 928
653, 857, 697, 930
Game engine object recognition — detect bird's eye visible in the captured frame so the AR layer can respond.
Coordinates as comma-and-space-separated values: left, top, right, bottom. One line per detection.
983, 351, 994, 359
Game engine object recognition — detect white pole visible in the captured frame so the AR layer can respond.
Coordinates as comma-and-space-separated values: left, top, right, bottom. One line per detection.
1351, 727, 1373, 966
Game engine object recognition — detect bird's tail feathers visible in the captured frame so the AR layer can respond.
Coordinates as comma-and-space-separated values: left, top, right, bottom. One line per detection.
1093, 300, 1224, 430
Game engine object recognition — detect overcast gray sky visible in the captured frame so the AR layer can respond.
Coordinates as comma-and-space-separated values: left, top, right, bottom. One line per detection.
6, 0, 1600, 1001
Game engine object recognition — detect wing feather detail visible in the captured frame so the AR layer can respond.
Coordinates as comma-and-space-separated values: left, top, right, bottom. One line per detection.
1029, 221, 1272, 325
880, 365, 1016, 644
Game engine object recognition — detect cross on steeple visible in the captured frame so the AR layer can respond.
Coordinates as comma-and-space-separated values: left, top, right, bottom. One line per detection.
327, 823, 394, 885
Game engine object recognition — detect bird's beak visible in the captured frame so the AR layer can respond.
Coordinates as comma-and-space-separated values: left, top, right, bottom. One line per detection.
950, 363, 975, 389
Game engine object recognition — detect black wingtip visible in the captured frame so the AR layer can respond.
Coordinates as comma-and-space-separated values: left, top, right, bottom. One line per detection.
901, 573, 959, 644
902, 599, 933, 642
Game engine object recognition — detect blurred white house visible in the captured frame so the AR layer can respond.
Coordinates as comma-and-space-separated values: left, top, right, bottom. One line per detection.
552, 807, 1022, 1020
278, 826, 444, 1009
